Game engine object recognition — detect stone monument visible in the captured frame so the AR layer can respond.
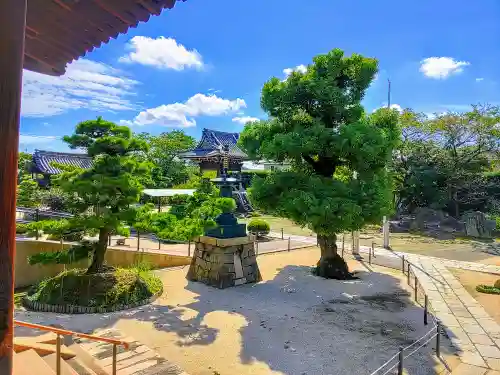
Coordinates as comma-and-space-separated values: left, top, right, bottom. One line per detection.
186, 145, 262, 288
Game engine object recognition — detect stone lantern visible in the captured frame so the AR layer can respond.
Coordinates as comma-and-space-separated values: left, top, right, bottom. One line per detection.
186, 145, 261, 288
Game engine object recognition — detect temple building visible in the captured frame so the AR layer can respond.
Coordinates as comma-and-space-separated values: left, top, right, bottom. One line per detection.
179, 128, 248, 174
29, 150, 92, 187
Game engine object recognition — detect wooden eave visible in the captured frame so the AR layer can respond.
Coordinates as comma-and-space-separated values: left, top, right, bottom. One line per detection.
23, 0, 185, 76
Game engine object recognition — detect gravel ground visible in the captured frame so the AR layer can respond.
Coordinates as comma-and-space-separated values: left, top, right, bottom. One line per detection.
15, 249, 449, 375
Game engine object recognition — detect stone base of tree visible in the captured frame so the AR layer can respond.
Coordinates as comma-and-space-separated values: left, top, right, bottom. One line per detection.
314, 255, 355, 280
187, 236, 262, 289
21, 287, 163, 314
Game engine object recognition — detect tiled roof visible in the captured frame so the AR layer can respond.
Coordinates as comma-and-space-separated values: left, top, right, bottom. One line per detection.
181, 128, 247, 159
32, 150, 92, 175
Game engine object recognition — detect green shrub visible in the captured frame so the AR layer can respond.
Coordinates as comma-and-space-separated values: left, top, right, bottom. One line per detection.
16, 223, 29, 234
495, 279, 500, 289
215, 198, 237, 213
247, 218, 270, 236
26, 221, 45, 238
28, 241, 94, 265
476, 284, 500, 295
167, 194, 190, 206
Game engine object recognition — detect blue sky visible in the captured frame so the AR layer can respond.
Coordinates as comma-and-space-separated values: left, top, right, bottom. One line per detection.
19, 0, 500, 152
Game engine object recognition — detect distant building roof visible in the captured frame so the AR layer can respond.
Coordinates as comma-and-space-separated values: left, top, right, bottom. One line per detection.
179, 128, 248, 160
32, 150, 92, 175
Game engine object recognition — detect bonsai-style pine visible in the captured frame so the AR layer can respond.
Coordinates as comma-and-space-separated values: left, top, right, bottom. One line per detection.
30, 117, 151, 274
239, 48, 400, 279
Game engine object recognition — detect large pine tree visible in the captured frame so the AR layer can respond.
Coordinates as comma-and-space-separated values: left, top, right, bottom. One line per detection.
239, 49, 400, 279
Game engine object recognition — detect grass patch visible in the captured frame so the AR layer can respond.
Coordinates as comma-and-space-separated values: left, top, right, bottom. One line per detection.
26, 266, 162, 308
476, 285, 500, 295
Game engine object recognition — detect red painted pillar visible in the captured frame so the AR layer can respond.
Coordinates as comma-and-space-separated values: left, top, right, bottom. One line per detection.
0, 1, 27, 373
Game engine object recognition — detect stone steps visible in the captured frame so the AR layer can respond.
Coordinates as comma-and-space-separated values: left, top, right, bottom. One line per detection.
14, 327, 189, 375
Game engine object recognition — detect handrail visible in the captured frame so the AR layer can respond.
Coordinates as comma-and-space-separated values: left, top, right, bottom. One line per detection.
14, 320, 129, 349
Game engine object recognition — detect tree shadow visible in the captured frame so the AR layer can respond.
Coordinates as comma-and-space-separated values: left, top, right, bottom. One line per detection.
15, 264, 459, 374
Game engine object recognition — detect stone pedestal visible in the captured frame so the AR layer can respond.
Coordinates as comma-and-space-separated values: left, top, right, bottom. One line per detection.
186, 236, 262, 289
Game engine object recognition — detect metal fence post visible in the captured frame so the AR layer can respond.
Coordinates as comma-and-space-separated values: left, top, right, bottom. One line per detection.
342, 234, 345, 258
436, 321, 441, 358
288, 237, 291, 251
398, 347, 404, 375
402, 254, 405, 273
137, 230, 140, 251
158, 237, 161, 250
424, 295, 428, 325
371, 241, 376, 258
407, 264, 411, 285
414, 277, 418, 302
281, 228, 284, 240
369, 246, 372, 265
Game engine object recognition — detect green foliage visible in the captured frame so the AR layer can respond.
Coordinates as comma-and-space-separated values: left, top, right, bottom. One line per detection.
476, 284, 500, 295
40, 187, 79, 213
167, 194, 190, 206
26, 221, 45, 238
136, 131, 196, 188
17, 152, 33, 181
148, 184, 226, 242
40, 220, 84, 242
17, 176, 42, 208
393, 105, 500, 217
247, 219, 270, 236
26, 267, 162, 308
28, 241, 94, 265
37, 117, 151, 273
216, 198, 237, 213
239, 48, 399, 237
16, 223, 29, 235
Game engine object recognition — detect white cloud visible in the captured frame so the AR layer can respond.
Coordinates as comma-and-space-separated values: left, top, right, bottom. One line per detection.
22, 59, 139, 117
232, 116, 259, 125
389, 104, 403, 112
19, 134, 58, 144
123, 94, 246, 128
419, 57, 470, 79
476, 77, 484, 82
283, 64, 307, 78
119, 36, 204, 71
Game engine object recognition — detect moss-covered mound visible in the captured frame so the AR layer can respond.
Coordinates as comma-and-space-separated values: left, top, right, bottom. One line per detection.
26, 268, 162, 309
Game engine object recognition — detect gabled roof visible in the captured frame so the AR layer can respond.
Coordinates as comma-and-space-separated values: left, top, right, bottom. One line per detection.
179, 128, 247, 159
24, 0, 186, 76
32, 149, 92, 175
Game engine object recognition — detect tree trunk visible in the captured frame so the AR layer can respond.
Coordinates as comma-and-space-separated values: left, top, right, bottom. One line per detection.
87, 228, 109, 274
315, 234, 353, 279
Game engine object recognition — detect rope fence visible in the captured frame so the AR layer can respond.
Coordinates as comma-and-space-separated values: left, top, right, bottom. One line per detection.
366, 249, 444, 375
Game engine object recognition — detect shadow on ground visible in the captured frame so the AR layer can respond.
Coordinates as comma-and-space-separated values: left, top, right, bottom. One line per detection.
15, 264, 458, 375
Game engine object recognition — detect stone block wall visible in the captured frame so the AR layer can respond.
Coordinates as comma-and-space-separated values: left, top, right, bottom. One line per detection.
187, 236, 261, 289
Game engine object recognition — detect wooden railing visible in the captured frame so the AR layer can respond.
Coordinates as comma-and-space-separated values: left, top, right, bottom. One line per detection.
14, 320, 129, 375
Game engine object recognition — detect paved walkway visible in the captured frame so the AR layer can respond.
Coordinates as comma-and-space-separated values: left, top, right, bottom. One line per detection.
269, 232, 500, 372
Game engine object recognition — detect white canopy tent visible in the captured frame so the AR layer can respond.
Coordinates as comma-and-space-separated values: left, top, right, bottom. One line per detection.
142, 189, 196, 212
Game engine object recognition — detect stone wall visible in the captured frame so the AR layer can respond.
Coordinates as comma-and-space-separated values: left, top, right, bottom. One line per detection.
15, 239, 192, 288
187, 236, 261, 289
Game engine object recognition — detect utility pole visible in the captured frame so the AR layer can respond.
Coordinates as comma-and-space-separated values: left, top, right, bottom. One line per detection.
387, 79, 391, 108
